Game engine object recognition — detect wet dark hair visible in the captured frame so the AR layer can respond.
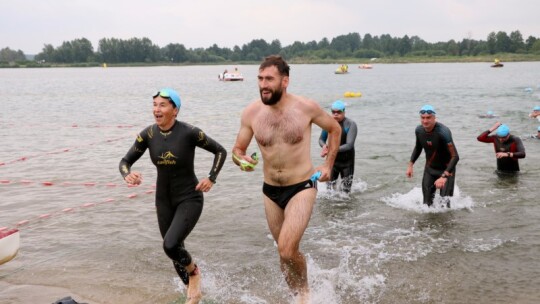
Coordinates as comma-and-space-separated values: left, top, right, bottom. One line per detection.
259, 55, 290, 76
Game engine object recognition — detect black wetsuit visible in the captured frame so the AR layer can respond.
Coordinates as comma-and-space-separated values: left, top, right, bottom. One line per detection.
477, 131, 526, 173
319, 117, 357, 193
119, 120, 226, 284
410, 122, 459, 206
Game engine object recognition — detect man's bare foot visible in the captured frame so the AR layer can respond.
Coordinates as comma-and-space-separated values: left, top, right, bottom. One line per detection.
185, 266, 202, 304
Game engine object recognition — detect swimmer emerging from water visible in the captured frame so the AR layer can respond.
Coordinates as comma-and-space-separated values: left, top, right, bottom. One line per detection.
119, 88, 226, 304
232, 55, 341, 303
477, 122, 526, 173
319, 100, 358, 193
406, 105, 459, 207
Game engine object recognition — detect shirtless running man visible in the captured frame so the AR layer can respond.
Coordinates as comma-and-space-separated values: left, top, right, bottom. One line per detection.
232, 55, 341, 303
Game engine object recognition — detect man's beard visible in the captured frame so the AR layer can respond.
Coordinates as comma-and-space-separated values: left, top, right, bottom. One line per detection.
260, 88, 283, 105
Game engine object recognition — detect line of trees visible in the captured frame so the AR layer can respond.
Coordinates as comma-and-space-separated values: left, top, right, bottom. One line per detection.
2, 30, 540, 65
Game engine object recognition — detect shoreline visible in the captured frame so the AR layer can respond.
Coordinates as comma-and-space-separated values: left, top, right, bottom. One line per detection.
2, 54, 540, 68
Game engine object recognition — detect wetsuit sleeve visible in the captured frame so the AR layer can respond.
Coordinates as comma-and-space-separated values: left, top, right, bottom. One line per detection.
512, 137, 526, 159
445, 143, 459, 173
193, 128, 227, 183
441, 127, 459, 173
477, 130, 495, 143
339, 119, 357, 152
409, 129, 422, 164
119, 128, 149, 178
319, 130, 328, 147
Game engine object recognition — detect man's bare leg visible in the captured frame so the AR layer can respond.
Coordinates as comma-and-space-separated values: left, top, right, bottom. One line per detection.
185, 262, 201, 304
264, 189, 316, 303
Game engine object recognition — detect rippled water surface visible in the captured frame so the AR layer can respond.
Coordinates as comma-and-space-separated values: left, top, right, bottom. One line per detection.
1, 62, 540, 304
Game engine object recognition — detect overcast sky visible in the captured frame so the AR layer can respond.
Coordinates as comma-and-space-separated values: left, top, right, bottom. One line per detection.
2, 0, 539, 54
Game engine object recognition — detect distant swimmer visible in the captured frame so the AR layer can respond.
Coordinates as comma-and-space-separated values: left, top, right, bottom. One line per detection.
319, 100, 358, 193
529, 106, 540, 122
478, 110, 498, 118
523, 126, 540, 140
477, 122, 525, 174
406, 105, 459, 207
232, 55, 341, 303
119, 88, 226, 304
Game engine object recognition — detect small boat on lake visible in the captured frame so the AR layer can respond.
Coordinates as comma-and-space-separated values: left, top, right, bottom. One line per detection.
0, 228, 20, 265
219, 68, 244, 81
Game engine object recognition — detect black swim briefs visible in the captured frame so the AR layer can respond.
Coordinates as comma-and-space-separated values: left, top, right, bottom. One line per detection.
263, 179, 317, 209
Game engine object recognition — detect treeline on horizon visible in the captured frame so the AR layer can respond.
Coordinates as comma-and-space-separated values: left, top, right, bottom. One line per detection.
2, 30, 540, 65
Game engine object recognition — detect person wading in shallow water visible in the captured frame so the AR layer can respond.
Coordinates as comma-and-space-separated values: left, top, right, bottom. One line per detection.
232, 55, 341, 303
319, 100, 358, 193
477, 122, 526, 174
406, 104, 459, 207
119, 88, 226, 304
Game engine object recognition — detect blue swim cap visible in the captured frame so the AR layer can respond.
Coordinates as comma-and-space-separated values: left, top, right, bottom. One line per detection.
331, 100, 346, 111
496, 124, 510, 137
419, 104, 436, 115
487, 110, 494, 116
533, 106, 540, 111
154, 88, 181, 109
537, 126, 540, 131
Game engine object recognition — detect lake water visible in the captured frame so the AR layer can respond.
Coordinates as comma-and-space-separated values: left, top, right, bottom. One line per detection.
1, 62, 540, 304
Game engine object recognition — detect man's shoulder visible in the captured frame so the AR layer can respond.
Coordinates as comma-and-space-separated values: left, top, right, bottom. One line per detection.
289, 94, 322, 117
242, 99, 263, 116
344, 117, 357, 125
434, 122, 455, 142
510, 134, 524, 143
435, 122, 452, 133
288, 93, 317, 106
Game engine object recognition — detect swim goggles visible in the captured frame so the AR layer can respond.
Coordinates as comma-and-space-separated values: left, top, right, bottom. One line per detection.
233, 152, 259, 170
419, 109, 436, 115
153, 89, 180, 108
331, 110, 344, 114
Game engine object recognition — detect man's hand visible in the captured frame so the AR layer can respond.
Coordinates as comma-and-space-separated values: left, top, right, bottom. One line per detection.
489, 122, 502, 133
406, 163, 414, 178
233, 153, 258, 172
315, 165, 332, 182
434, 177, 447, 189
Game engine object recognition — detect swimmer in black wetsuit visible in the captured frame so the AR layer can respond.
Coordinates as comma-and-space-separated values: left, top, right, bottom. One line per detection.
119, 88, 226, 303
477, 122, 525, 174
319, 100, 358, 193
406, 105, 459, 207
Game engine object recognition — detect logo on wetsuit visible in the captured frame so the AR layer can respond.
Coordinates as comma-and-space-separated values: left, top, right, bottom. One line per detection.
197, 131, 209, 147
157, 151, 177, 165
